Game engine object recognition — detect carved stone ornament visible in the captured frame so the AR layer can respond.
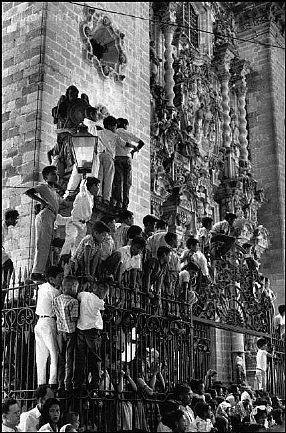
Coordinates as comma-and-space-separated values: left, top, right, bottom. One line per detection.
79, 5, 127, 81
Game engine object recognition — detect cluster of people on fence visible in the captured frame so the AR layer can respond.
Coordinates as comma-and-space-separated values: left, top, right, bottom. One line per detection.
2, 376, 285, 431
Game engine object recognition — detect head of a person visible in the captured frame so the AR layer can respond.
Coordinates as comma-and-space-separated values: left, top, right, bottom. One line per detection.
165, 231, 178, 248
46, 266, 64, 289
190, 379, 205, 395
174, 383, 193, 407
35, 385, 54, 410
142, 214, 158, 233
4, 209, 19, 227
65, 85, 79, 101
2, 398, 21, 428
86, 177, 100, 196
170, 409, 188, 433
103, 115, 117, 132
92, 220, 110, 243
157, 246, 171, 264
94, 281, 109, 299
253, 407, 267, 425
130, 236, 146, 256
155, 219, 168, 231
100, 216, 116, 234
201, 216, 213, 230
225, 212, 237, 225
62, 275, 78, 297
63, 411, 80, 430
41, 398, 61, 427
256, 338, 268, 350
186, 236, 199, 252
127, 225, 142, 241
116, 118, 129, 129
278, 304, 285, 316
42, 166, 58, 184
194, 402, 211, 420
119, 210, 134, 226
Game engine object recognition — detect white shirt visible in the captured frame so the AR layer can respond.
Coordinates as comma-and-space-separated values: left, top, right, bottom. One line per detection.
181, 250, 209, 276
77, 292, 105, 330
98, 129, 126, 159
189, 416, 213, 432
2, 425, 22, 432
157, 422, 172, 432
256, 349, 268, 371
179, 405, 196, 431
38, 423, 58, 432
118, 245, 142, 274
116, 128, 139, 157
18, 405, 41, 432
146, 231, 168, 258
34, 182, 63, 215
2, 220, 10, 264
35, 282, 61, 316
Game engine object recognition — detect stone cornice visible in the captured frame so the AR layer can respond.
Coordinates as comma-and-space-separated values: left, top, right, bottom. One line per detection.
232, 2, 285, 37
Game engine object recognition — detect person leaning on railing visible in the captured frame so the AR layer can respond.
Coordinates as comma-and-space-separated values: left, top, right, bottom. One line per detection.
210, 212, 239, 260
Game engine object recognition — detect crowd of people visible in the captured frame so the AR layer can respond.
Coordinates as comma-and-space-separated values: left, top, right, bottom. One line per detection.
2, 90, 285, 431
2, 376, 285, 432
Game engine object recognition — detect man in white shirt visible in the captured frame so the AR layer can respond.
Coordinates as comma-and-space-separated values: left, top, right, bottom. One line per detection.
34, 266, 64, 387
114, 210, 134, 250
172, 383, 196, 431
25, 166, 70, 282
2, 398, 21, 432
2, 209, 19, 293
56, 177, 100, 262
254, 338, 274, 391
196, 216, 213, 254
74, 282, 109, 391
112, 117, 145, 209
210, 212, 239, 259
18, 385, 54, 432
180, 237, 210, 278
97, 116, 130, 205
117, 236, 146, 286
273, 305, 285, 339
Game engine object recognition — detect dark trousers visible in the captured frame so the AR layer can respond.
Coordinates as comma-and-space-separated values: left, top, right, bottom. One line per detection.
112, 156, 132, 208
57, 331, 76, 389
74, 328, 102, 389
2, 259, 14, 307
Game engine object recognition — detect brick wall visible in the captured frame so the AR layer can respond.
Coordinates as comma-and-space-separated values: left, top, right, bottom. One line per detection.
236, 21, 285, 305
2, 1, 150, 271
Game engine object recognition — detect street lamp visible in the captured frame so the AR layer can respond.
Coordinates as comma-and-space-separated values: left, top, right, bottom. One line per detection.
72, 123, 98, 177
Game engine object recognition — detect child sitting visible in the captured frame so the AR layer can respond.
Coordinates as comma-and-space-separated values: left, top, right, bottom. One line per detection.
53, 275, 79, 393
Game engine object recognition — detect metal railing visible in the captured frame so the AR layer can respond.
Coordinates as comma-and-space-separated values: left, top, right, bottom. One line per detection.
2, 246, 285, 430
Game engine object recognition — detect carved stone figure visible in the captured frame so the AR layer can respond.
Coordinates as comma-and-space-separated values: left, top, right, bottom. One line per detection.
50, 86, 90, 189
150, 41, 162, 87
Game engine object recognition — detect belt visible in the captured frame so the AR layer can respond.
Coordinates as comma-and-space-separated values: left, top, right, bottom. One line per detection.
38, 315, 56, 319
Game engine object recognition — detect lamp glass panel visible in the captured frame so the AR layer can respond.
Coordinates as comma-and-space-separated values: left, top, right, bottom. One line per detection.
73, 136, 96, 170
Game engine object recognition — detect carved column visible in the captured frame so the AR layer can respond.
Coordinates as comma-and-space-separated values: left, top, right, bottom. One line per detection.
236, 64, 250, 172
215, 45, 235, 178
160, 5, 177, 108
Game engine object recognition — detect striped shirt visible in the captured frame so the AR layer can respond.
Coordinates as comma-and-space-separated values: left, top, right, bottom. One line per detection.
53, 294, 79, 333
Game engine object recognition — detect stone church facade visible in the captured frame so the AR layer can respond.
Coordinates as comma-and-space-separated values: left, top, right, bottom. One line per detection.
2, 0, 285, 403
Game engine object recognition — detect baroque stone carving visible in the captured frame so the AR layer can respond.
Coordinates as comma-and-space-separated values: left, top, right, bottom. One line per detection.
79, 5, 127, 81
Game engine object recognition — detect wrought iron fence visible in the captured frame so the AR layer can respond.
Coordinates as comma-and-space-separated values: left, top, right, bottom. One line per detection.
2, 275, 194, 431
2, 247, 284, 430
